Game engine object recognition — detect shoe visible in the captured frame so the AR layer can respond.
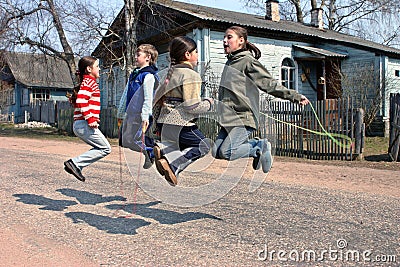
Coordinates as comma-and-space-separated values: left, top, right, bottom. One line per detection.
153, 145, 164, 176
252, 149, 261, 170
158, 159, 178, 186
64, 159, 85, 182
142, 150, 153, 169
260, 141, 273, 173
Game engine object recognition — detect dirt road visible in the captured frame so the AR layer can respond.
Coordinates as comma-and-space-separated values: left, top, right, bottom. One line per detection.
0, 136, 399, 266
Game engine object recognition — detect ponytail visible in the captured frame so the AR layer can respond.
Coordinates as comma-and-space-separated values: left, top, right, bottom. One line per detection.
227, 25, 262, 59
246, 40, 261, 60
154, 36, 195, 104
68, 56, 97, 105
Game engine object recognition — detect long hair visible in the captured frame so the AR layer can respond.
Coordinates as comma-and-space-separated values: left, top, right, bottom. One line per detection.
227, 25, 261, 59
69, 56, 98, 104
153, 36, 197, 122
155, 36, 197, 101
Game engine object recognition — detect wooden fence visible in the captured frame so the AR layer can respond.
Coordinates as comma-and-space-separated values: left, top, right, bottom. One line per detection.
259, 98, 363, 160
388, 93, 400, 161
29, 100, 71, 125
57, 106, 119, 138
0, 112, 14, 123
55, 98, 364, 161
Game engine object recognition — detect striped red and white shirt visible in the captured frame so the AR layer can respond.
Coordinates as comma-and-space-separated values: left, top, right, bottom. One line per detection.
74, 75, 101, 124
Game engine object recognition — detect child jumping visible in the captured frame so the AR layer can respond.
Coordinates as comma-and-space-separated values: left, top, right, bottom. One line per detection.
117, 44, 159, 169
212, 26, 309, 173
153, 36, 213, 185
64, 56, 111, 182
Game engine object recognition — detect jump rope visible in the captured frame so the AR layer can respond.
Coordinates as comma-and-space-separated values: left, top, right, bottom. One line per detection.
114, 102, 353, 217
113, 125, 145, 218
260, 102, 354, 149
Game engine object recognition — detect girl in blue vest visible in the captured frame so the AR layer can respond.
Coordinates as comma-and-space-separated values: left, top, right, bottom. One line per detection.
117, 44, 160, 169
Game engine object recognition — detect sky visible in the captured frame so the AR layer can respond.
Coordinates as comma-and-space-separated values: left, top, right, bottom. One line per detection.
106, 0, 257, 14
177, 0, 254, 13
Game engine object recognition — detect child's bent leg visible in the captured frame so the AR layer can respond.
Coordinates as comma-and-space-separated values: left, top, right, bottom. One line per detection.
217, 126, 255, 161
72, 120, 111, 170
167, 125, 209, 175
212, 128, 228, 159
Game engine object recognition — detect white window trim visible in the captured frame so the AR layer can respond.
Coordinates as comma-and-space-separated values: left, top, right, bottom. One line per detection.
280, 57, 298, 92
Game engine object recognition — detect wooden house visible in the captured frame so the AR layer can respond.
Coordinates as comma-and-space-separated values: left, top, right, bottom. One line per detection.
0, 52, 73, 123
93, 0, 400, 134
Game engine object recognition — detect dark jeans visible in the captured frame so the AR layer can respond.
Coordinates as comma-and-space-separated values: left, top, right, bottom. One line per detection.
158, 123, 210, 174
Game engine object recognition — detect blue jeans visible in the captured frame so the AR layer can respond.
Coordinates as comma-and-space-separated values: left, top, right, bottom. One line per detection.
120, 115, 155, 156
212, 126, 261, 160
72, 120, 111, 170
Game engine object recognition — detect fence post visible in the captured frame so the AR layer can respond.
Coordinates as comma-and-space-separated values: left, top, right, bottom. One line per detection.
24, 110, 28, 123
388, 93, 400, 161
354, 108, 365, 160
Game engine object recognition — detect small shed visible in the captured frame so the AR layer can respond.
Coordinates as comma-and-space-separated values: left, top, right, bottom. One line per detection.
0, 52, 74, 123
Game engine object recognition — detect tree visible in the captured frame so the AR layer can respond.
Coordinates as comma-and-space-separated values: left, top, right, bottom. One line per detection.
0, 0, 120, 86
124, 0, 137, 76
241, 0, 400, 48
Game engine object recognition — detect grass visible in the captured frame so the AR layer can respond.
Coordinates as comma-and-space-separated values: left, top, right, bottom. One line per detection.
364, 136, 390, 156
363, 136, 391, 161
0, 122, 120, 145
0, 123, 75, 140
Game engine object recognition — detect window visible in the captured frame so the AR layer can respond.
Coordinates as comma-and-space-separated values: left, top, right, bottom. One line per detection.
281, 58, 296, 90
21, 88, 29, 106
31, 88, 50, 102
395, 70, 400, 77
0, 82, 15, 106
8, 89, 15, 105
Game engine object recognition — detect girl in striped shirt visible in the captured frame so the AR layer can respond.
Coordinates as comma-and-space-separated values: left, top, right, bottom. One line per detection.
64, 56, 111, 182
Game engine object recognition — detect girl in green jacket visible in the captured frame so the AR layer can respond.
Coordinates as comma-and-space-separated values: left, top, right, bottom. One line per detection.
212, 25, 309, 173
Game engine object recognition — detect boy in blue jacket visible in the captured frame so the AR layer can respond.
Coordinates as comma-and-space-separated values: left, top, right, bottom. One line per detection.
117, 44, 159, 168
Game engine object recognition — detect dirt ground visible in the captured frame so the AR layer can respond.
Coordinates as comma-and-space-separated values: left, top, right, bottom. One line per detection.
0, 136, 399, 266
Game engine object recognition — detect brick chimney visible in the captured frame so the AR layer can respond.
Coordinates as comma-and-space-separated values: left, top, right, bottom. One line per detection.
311, 8, 323, 29
265, 0, 280, 22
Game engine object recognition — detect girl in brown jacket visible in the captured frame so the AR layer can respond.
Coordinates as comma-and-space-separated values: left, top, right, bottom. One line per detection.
153, 36, 213, 185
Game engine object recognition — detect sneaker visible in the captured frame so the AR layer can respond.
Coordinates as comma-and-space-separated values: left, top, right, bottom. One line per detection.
153, 145, 164, 176
260, 141, 273, 173
64, 159, 85, 182
158, 158, 178, 186
142, 150, 153, 169
252, 149, 262, 170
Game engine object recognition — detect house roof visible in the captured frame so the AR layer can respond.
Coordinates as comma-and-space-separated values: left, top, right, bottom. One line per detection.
293, 45, 348, 58
3, 52, 74, 88
154, 0, 400, 57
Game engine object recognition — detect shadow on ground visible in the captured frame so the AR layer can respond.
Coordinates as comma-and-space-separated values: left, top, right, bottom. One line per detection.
364, 153, 391, 162
13, 189, 221, 235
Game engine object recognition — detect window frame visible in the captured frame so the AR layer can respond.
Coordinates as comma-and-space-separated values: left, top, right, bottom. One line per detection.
280, 57, 297, 91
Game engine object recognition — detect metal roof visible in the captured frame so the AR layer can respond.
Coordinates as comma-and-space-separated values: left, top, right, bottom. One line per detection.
155, 0, 400, 57
293, 45, 348, 58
